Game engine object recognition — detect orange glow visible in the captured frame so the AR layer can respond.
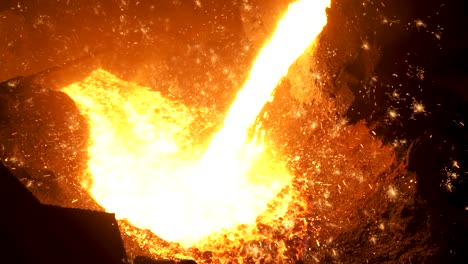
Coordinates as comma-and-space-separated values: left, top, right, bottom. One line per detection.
62, 0, 330, 247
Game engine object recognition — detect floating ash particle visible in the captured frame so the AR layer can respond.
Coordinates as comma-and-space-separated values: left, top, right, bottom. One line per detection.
361, 41, 370, 50
411, 101, 425, 113
7, 79, 20, 87
387, 185, 398, 200
390, 89, 400, 100
414, 19, 427, 30
379, 223, 385, 230
388, 108, 399, 119
449, 171, 459, 180
26, 179, 34, 188
445, 181, 454, 192
242, 2, 253, 11
381, 16, 400, 26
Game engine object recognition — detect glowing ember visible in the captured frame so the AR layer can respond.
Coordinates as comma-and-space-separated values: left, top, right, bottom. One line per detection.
62, 0, 330, 247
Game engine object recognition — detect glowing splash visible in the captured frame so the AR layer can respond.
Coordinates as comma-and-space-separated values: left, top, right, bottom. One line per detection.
62, 0, 329, 246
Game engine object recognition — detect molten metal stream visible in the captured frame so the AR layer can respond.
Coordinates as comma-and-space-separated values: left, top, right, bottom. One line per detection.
62, 0, 329, 247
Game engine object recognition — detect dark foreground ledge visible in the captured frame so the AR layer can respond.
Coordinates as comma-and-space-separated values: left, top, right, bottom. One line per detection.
0, 161, 197, 264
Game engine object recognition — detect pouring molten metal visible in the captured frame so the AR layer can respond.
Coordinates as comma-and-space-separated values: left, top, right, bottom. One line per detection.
62, 0, 330, 247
